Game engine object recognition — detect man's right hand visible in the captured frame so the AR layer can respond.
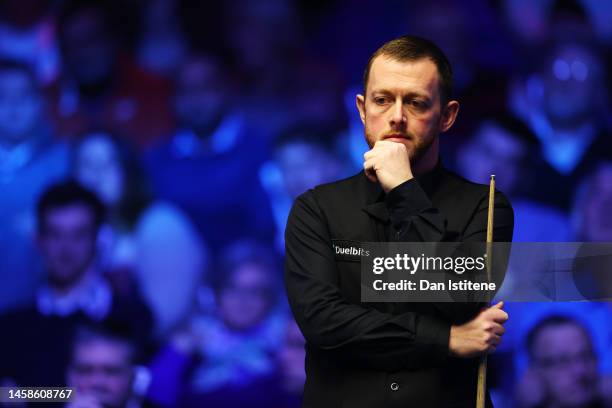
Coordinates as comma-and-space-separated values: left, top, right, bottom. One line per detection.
449, 301, 508, 358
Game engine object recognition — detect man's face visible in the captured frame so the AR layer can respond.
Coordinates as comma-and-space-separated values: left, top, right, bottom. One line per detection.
0, 69, 41, 145
276, 141, 342, 199
67, 339, 134, 408
38, 204, 98, 289
173, 59, 230, 133
533, 324, 598, 407
356, 56, 454, 163
218, 263, 273, 331
61, 9, 116, 86
457, 124, 527, 195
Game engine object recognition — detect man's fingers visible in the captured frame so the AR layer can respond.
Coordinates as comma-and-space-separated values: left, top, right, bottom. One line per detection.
363, 159, 378, 182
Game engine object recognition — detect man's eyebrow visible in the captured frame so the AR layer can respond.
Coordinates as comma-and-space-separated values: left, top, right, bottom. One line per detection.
369, 89, 430, 100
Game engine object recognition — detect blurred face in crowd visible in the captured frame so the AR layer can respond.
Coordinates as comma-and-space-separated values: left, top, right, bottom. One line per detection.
532, 323, 598, 407
173, 57, 231, 135
38, 204, 98, 290
278, 319, 306, 392
0, 68, 41, 145
542, 44, 604, 127
227, 0, 297, 73
75, 134, 124, 208
578, 164, 612, 241
67, 338, 134, 408
275, 140, 342, 199
218, 262, 274, 331
457, 123, 526, 196
61, 8, 116, 86
356, 56, 458, 167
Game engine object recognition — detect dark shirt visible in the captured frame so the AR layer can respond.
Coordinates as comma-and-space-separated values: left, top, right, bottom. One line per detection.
284, 163, 514, 408
0, 287, 153, 389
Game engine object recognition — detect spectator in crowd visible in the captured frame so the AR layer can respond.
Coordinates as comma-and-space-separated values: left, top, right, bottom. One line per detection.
73, 131, 207, 337
0, 181, 152, 387
135, 0, 187, 78
0, 58, 69, 312
66, 322, 161, 408
516, 315, 611, 408
0, 0, 60, 84
146, 240, 286, 407
261, 125, 346, 250
143, 55, 274, 251
571, 162, 612, 300
50, 0, 173, 149
571, 162, 612, 242
455, 115, 571, 241
510, 38, 611, 209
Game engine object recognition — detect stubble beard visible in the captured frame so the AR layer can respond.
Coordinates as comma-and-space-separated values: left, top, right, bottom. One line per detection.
364, 126, 437, 165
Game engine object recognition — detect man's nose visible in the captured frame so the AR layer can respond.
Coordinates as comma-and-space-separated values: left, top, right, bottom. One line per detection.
390, 99, 406, 128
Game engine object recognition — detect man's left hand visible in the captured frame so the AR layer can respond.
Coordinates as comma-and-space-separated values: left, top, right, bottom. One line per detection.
363, 140, 413, 193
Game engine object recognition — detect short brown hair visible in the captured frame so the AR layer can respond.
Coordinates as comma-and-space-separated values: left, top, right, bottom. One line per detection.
363, 35, 453, 103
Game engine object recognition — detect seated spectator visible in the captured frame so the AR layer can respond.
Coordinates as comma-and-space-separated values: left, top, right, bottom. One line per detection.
146, 240, 286, 407
571, 162, 612, 300
261, 124, 347, 250
73, 130, 207, 337
510, 38, 611, 209
143, 55, 274, 251
49, 0, 173, 149
571, 162, 612, 242
455, 115, 572, 241
66, 321, 161, 408
516, 315, 611, 408
0, 181, 152, 387
0, 58, 69, 312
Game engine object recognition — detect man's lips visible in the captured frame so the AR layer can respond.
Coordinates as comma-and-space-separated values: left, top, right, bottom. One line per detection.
382, 134, 411, 141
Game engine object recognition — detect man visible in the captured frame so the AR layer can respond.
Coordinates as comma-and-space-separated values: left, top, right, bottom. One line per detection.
0, 58, 69, 312
455, 115, 571, 242
0, 181, 152, 388
50, 0, 172, 149
263, 124, 346, 249
284, 35, 514, 407
66, 322, 159, 408
516, 315, 609, 408
143, 54, 274, 251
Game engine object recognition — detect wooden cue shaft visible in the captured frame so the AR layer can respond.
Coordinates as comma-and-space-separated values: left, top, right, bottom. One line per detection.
476, 175, 495, 408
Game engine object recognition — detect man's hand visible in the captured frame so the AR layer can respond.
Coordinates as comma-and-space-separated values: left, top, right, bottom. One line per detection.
449, 301, 508, 358
363, 140, 413, 193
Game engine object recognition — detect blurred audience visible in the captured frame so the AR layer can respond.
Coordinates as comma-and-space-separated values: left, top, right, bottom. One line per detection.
66, 322, 160, 408
136, 0, 187, 78
455, 115, 571, 241
261, 124, 346, 249
0, 58, 69, 312
49, 0, 173, 149
147, 240, 286, 407
510, 38, 611, 208
73, 131, 207, 337
571, 162, 612, 242
571, 163, 612, 300
0, 0, 59, 84
143, 54, 274, 251
0, 181, 152, 387
516, 315, 611, 408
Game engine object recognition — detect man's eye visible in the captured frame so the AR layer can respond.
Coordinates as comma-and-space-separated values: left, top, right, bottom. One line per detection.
409, 100, 427, 109
374, 97, 388, 105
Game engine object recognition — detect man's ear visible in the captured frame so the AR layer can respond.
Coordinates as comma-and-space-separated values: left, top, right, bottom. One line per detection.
356, 94, 366, 125
440, 100, 460, 133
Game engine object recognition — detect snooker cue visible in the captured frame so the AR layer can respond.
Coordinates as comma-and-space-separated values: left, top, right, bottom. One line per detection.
476, 174, 495, 408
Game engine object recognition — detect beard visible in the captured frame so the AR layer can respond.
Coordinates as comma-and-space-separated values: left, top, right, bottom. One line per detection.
364, 126, 438, 164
